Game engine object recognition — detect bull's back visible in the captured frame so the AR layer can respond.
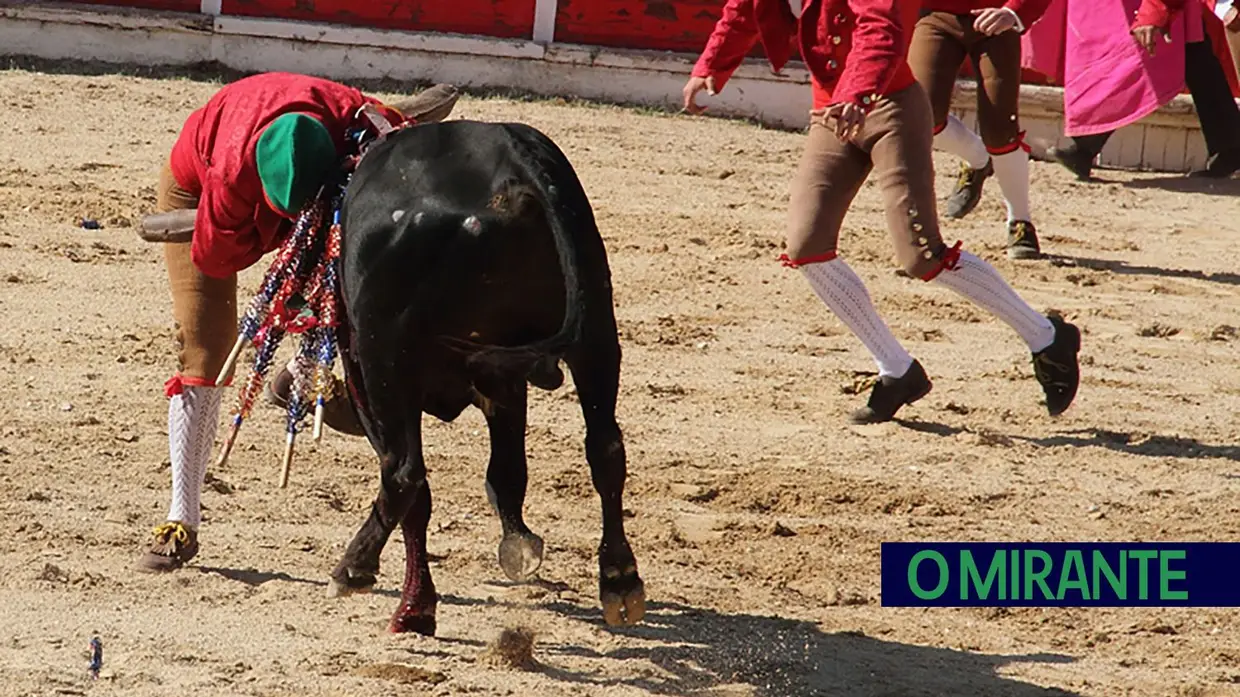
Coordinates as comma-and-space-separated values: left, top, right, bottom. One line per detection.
338, 121, 572, 354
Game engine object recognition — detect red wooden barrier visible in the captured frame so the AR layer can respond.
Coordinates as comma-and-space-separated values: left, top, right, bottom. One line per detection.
555, 0, 742, 53
40, 0, 1240, 98
220, 0, 537, 39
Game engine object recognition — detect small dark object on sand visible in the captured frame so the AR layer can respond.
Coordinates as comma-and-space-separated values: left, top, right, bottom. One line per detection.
88, 636, 102, 679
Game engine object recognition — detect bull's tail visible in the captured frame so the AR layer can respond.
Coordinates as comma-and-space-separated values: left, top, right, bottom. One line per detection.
439, 127, 587, 379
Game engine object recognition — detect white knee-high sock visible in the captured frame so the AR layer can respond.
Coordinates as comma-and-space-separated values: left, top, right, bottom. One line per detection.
167, 385, 222, 528
934, 115, 990, 169
801, 258, 915, 378
932, 250, 1055, 351
991, 149, 1032, 223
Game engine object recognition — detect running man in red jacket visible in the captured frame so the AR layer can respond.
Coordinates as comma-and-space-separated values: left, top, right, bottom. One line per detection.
683, 0, 1080, 424
908, 0, 1052, 259
136, 72, 460, 573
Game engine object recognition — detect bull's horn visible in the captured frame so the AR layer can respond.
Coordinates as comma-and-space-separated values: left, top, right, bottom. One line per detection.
390, 84, 460, 124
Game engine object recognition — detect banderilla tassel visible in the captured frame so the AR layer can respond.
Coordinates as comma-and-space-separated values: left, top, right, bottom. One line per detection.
279, 429, 296, 489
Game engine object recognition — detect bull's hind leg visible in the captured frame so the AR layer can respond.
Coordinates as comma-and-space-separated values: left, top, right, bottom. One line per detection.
565, 322, 645, 626
477, 380, 545, 582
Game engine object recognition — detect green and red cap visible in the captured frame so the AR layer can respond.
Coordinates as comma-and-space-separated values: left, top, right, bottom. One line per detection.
255, 112, 338, 217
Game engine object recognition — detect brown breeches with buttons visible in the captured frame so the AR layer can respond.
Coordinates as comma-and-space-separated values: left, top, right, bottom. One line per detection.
908, 10, 1024, 153
155, 160, 239, 388
784, 84, 954, 280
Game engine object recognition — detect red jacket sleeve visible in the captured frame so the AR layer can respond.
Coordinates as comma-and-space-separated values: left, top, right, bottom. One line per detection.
832, 0, 908, 110
692, 0, 763, 93
1134, 0, 1186, 29
1003, 0, 1053, 29
190, 169, 265, 279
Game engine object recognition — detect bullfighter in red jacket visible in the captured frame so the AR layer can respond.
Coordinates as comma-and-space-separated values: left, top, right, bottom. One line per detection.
683, 0, 1080, 424
908, 0, 1053, 259
136, 72, 459, 573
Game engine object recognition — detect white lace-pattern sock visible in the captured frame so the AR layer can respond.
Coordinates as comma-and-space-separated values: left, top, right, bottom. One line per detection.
166, 385, 222, 528
932, 250, 1055, 351
934, 115, 990, 170
992, 149, 1032, 223
801, 258, 915, 378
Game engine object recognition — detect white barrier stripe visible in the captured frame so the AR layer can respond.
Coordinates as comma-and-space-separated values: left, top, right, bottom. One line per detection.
532, 0, 555, 44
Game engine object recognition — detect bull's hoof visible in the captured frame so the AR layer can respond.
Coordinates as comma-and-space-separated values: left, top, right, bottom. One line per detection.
388, 611, 437, 636
327, 569, 377, 598
601, 579, 646, 627
498, 531, 545, 582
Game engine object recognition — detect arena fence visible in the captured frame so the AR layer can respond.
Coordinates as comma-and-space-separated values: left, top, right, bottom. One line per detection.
1, 0, 1233, 173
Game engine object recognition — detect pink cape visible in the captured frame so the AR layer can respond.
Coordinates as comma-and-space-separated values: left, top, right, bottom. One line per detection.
1021, 0, 1203, 136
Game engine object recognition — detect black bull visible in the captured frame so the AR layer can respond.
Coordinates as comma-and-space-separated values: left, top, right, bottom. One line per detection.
326, 120, 645, 634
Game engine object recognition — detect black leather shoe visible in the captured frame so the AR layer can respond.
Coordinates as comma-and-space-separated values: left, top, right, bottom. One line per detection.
1047, 144, 1096, 181
944, 159, 993, 219
1007, 220, 1043, 260
849, 360, 933, 424
1032, 314, 1081, 416
1188, 148, 1240, 178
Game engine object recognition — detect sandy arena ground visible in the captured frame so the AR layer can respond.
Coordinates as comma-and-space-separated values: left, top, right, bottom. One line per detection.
0, 64, 1238, 697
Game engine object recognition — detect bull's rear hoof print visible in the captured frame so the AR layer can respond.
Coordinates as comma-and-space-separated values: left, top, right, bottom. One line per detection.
388, 611, 437, 636
498, 531, 545, 582
602, 581, 647, 627
327, 569, 377, 598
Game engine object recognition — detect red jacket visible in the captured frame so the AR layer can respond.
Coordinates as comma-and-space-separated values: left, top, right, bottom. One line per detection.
169, 72, 399, 279
692, 0, 921, 111
921, 0, 1053, 29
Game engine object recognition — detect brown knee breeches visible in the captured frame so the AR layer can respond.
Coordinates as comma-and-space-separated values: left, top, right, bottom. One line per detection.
783, 84, 959, 281
908, 10, 1024, 153
156, 161, 238, 388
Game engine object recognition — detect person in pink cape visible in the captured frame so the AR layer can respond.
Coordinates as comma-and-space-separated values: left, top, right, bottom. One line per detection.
1023, 0, 1240, 178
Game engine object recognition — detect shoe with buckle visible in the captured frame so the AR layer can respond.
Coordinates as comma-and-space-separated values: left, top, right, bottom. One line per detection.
849, 360, 933, 424
944, 159, 993, 219
135, 521, 199, 573
1006, 220, 1043, 260
1032, 313, 1081, 416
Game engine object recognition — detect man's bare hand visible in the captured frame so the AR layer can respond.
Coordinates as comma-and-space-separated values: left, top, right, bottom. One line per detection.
1131, 25, 1162, 55
971, 7, 1019, 35
682, 75, 718, 115
812, 102, 866, 143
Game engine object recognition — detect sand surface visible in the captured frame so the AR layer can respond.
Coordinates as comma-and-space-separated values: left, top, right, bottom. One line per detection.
0, 66, 1238, 697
